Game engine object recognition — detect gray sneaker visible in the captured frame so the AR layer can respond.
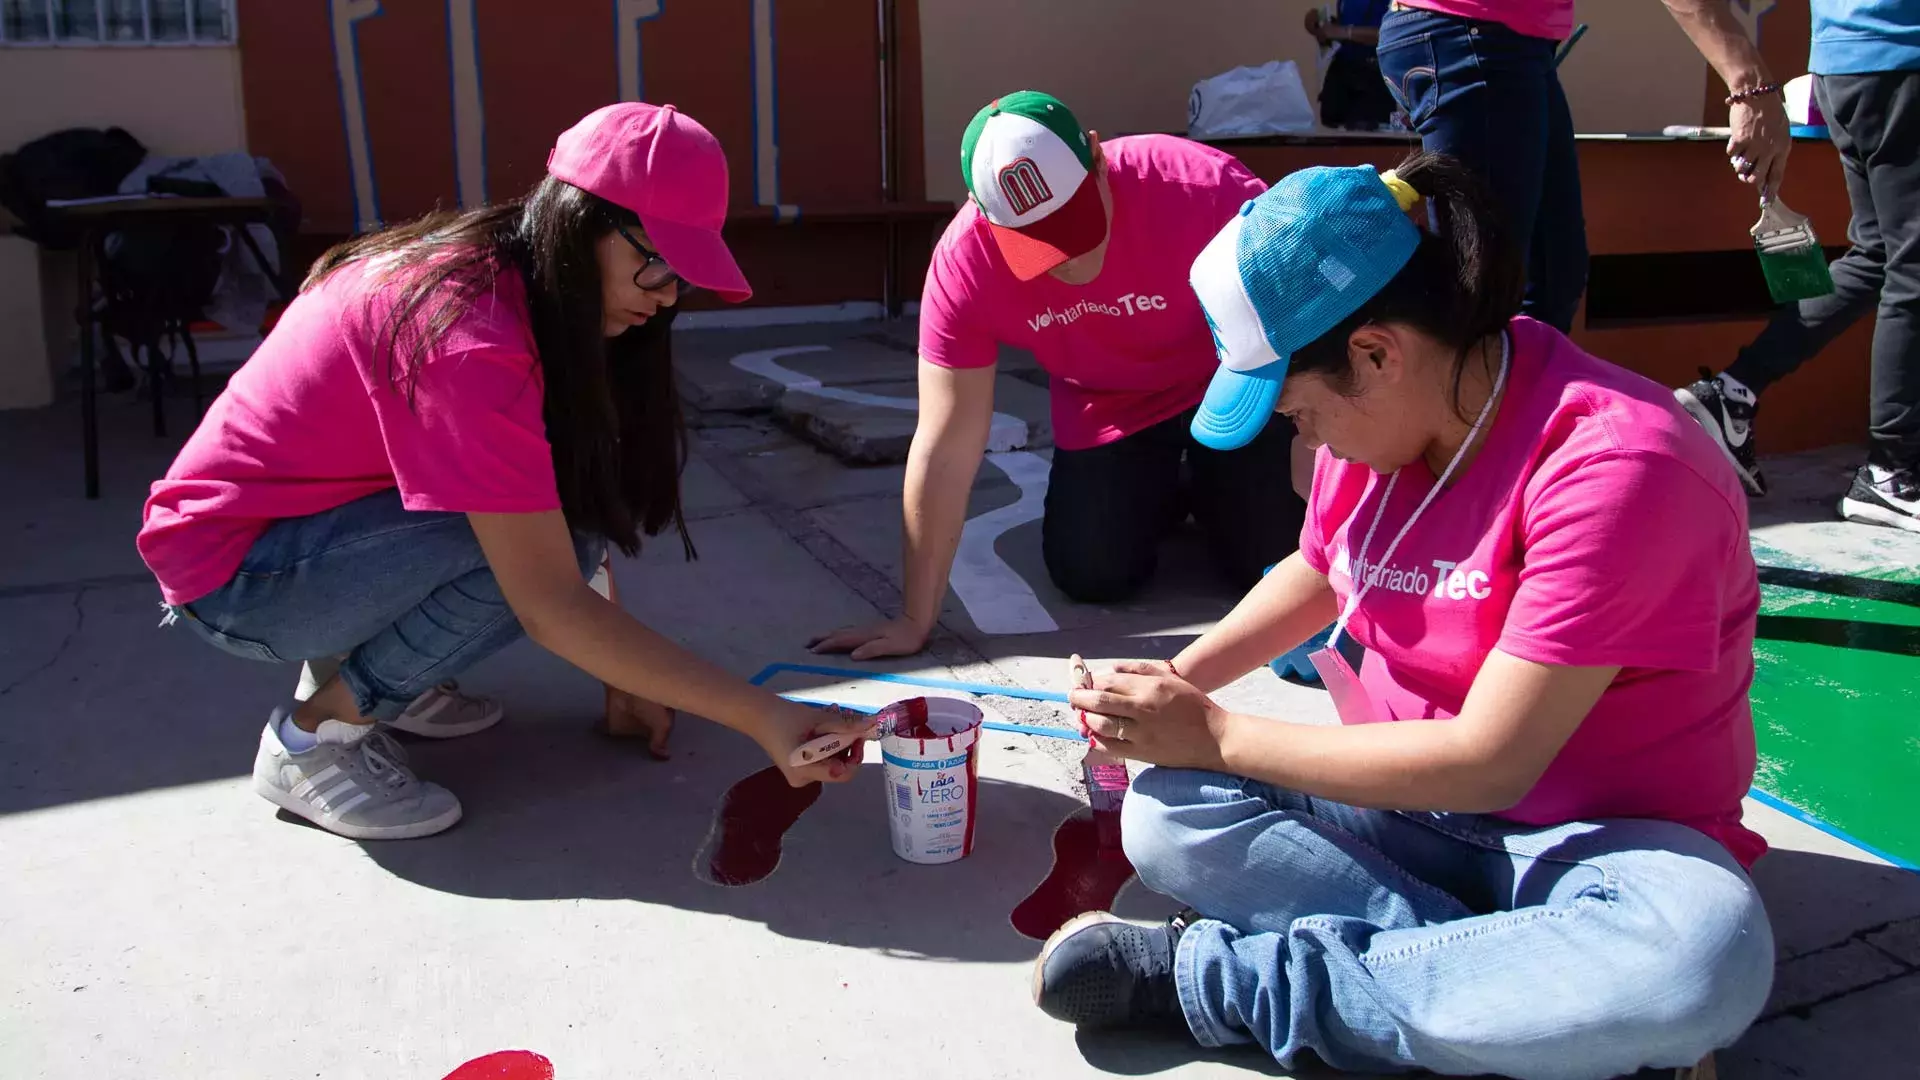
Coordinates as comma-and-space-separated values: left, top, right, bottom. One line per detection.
252, 712, 463, 840
389, 681, 504, 739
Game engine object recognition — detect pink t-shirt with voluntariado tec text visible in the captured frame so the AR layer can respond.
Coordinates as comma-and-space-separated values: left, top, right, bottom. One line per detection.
1393, 0, 1574, 40
919, 134, 1267, 451
139, 260, 561, 606
1299, 318, 1766, 867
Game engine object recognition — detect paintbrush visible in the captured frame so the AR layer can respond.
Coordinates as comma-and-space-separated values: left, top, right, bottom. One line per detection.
1072, 654, 1130, 855
786, 698, 929, 767
1753, 191, 1834, 304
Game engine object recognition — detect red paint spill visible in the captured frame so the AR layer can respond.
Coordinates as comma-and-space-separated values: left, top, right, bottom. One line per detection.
442, 1050, 554, 1080
695, 765, 822, 887
1010, 808, 1137, 941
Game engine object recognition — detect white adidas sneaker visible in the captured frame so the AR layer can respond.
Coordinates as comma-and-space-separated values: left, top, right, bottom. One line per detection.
252, 712, 463, 840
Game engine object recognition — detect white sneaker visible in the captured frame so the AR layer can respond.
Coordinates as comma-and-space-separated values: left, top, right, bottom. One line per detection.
252, 713, 463, 840
389, 681, 504, 739
1839, 465, 1920, 533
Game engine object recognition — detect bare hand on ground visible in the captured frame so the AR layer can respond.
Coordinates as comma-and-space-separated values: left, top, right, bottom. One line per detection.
604, 689, 675, 759
807, 616, 930, 661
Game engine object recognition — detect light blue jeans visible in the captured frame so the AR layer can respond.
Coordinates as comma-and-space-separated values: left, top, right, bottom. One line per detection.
168, 489, 604, 720
1124, 767, 1775, 1080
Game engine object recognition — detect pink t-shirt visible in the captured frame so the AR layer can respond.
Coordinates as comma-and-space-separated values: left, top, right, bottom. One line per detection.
920, 135, 1266, 451
1394, 0, 1574, 40
139, 260, 561, 606
1299, 318, 1765, 867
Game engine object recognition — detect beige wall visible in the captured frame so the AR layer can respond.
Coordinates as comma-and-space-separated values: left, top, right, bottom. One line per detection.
0, 45, 246, 154
0, 46, 245, 408
918, 0, 1712, 203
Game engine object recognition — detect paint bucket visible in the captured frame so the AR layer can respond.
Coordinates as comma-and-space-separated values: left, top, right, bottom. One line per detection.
878, 697, 982, 865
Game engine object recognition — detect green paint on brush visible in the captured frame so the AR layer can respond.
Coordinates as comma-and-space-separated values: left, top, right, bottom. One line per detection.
1750, 566, 1920, 865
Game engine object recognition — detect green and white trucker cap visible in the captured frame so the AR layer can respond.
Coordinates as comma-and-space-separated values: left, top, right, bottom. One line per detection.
960, 91, 1109, 281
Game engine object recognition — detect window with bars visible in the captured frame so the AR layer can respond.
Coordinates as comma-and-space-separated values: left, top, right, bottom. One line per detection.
0, 0, 234, 45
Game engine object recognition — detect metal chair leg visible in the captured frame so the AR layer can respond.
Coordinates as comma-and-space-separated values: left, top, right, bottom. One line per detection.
147, 338, 167, 438
181, 324, 204, 418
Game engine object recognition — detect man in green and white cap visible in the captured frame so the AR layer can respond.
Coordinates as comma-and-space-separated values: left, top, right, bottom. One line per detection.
811, 91, 1307, 659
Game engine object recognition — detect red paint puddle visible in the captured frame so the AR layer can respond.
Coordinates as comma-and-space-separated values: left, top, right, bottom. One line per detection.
442, 1050, 554, 1080
695, 765, 823, 887
1010, 808, 1137, 941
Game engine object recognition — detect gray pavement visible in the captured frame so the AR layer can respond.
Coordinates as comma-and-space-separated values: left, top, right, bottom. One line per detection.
4, 322, 1919, 1079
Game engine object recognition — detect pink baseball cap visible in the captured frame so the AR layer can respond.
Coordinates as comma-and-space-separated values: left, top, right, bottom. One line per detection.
547, 103, 752, 303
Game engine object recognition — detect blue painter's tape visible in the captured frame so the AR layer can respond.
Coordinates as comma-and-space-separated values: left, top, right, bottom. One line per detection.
760, 666, 1086, 744
750, 662, 1070, 704
1747, 788, 1918, 872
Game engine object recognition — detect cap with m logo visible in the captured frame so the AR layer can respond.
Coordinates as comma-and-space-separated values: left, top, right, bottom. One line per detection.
961, 91, 1109, 281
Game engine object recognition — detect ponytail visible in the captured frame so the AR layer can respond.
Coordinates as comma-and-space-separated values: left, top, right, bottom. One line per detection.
1286, 151, 1525, 419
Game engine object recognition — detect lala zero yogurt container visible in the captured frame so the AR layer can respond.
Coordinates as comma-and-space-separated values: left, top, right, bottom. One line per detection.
876, 697, 984, 865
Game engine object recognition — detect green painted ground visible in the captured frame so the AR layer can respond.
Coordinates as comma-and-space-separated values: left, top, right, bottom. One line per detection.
1750, 562, 1920, 867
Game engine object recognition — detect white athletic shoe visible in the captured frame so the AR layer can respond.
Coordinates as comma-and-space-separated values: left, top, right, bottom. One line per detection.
389, 681, 504, 739
252, 713, 463, 840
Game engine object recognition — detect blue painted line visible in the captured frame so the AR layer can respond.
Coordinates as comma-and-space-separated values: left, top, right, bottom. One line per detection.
749, 0, 780, 206
749, 662, 1070, 704
1747, 788, 1919, 872
329, 0, 384, 231
445, 0, 488, 207
777, 693, 1086, 743
762, 666, 1086, 744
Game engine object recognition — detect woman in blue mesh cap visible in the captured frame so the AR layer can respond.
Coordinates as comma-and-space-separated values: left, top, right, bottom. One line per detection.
1030, 154, 1771, 1080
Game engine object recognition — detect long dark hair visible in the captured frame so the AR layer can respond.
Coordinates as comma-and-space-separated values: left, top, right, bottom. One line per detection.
1288, 151, 1526, 418
305, 177, 694, 560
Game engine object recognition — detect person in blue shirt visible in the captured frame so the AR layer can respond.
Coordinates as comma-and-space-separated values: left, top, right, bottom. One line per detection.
1306, 0, 1393, 130
1676, 0, 1920, 532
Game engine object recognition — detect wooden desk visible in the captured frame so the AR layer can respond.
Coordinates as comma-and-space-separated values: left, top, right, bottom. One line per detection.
43, 196, 287, 498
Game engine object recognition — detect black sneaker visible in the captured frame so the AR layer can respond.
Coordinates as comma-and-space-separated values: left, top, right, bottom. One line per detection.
1840, 465, 1920, 532
1676, 370, 1766, 496
1032, 910, 1193, 1032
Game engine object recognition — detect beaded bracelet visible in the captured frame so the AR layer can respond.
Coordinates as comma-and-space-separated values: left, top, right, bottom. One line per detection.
1725, 83, 1782, 106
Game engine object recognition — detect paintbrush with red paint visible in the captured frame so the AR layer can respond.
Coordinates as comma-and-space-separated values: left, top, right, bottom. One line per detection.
786, 697, 930, 767
1072, 655, 1130, 856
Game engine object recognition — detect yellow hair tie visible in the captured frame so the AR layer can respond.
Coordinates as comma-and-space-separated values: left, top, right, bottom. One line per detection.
1380, 170, 1421, 213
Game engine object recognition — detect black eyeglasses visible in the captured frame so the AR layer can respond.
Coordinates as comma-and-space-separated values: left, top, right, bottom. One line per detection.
615, 223, 693, 293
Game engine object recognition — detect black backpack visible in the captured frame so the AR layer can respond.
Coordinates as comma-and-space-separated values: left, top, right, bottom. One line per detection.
0, 126, 148, 248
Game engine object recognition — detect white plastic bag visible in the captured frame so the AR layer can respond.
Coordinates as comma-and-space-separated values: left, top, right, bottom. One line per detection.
1187, 60, 1317, 140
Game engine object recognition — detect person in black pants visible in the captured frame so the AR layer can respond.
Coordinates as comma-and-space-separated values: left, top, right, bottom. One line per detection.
1677, 5, 1920, 531
1376, 3, 1589, 333
1040, 406, 1301, 603
809, 92, 1305, 661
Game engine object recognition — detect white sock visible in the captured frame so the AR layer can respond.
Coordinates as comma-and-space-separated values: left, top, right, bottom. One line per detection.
279, 714, 318, 753
1869, 464, 1895, 484
279, 713, 372, 752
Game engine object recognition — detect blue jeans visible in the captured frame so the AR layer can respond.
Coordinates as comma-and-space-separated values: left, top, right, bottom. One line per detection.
1124, 768, 1774, 1080
169, 489, 604, 720
1377, 8, 1588, 333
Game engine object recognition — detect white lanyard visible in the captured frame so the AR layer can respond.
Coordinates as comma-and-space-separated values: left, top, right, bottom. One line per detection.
1331, 332, 1510, 647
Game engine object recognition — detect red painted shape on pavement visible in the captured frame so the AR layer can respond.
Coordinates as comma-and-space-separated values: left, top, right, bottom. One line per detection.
1010, 808, 1137, 940
696, 765, 823, 886
442, 1050, 555, 1080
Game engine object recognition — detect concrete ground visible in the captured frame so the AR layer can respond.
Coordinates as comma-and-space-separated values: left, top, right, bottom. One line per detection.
3, 320, 1918, 1080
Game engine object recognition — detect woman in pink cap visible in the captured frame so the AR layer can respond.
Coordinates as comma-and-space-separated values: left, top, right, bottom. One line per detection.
137, 103, 867, 840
